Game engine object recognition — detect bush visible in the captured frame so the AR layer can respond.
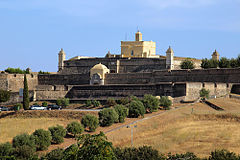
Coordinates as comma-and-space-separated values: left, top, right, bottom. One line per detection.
81, 114, 99, 132
12, 133, 36, 159
92, 100, 101, 107
0, 89, 11, 103
201, 58, 219, 69
159, 96, 172, 110
114, 104, 129, 123
230, 58, 239, 68
142, 94, 159, 113
0, 142, 14, 157
13, 103, 23, 111
4, 67, 29, 74
48, 125, 66, 144
85, 100, 92, 107
98, 108, 119, 127
38, 70, 50, 74
63, 144, 78, 160
42, 102, 48, 107
106, 98, 117, 107
199, 88, 210, 99
32, 129, 52, 151
114, 146, 162, 160
209, 149, 238, 160
167, 152, 200, 160
66, 121, 84, 137
44, 148, 65, 160
118, 97, 130, 105
128, 100, 145, 118
180, 59, 195, 69
56, 98, 69, 107
219, 57, 230, 68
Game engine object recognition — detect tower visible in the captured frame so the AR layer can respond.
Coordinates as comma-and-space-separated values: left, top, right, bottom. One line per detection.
135, 30, 142, 41
212, 49, 220, 61
166, 46, 174, 70
58, 48, 66, 72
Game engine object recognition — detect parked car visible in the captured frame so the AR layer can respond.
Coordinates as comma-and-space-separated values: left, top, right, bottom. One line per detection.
30, 105, 47, 110
47, 104, 62, 110
0, 106, 9, 111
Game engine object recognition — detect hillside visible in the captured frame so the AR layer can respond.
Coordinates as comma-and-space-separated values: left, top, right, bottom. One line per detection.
106, 98, 240, 158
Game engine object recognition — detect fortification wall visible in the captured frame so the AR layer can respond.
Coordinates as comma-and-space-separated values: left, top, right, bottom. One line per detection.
38, 74, 89, 85
0, 73, 38, 92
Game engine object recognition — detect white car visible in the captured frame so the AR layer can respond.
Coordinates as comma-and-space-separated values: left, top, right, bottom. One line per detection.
30, 105, 47, 110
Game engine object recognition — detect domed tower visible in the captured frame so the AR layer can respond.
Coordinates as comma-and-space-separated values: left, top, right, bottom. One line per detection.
212, 49, 220, 61
90, 63, 110, 85
135, 30, 142, 41
58, 48, 66, 72
166, 46, 174, 70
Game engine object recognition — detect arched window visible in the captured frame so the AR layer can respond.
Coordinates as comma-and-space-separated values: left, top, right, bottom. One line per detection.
131, 50, 134, 56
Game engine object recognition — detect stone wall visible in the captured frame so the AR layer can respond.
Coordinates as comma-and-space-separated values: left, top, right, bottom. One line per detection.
0, 73, 38, 92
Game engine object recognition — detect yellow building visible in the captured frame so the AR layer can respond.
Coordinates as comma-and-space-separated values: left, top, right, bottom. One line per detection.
121, 31, 158, 58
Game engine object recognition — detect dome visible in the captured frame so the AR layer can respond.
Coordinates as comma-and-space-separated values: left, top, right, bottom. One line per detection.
91, 63, 108, 70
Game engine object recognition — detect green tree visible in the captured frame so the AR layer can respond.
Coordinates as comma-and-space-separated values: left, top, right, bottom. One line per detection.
180, 59, 195, 69
114, 104, 129, 123
230, 58, 238, 68
209, 59, 219, 68
12, 133, 36, 159
56, 98, 69, 107
81, 114, 99, 132
142, 94, 159, 113
66, 122, 84, 137
201, 58, 211, 69
0, 89, 11, 103
128, 100, 145, 118
32, 129, 52, 151
42, 101, 48, 107
159, 96, 172, 110
44, 148, 65, 160
209, 149, 239, 160
92, 100, 101, 107
48, 125, 66, 144
118, 97, 130, 105
63, 144, 79, 160
167, 152, 200, 160
98, 108, 119, 127
23, 74, 30, 110
13, 103, 23, 111
77, 132, 116, 160
219, 57, 230, 68
199, 88, 210, 99
106, 98, 117, 107
85, 100, 92, 107
0, 142, 14, 157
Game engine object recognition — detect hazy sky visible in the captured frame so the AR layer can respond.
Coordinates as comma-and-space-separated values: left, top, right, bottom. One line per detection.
0, 0, 240, 72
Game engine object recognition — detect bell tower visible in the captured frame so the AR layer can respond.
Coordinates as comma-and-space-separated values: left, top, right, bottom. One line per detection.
166, 46, 174, 70
135, 30, 142, 41
58, 48, 66, 72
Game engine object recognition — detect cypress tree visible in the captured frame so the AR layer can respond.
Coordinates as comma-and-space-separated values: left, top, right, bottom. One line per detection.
23, 74, 29, 110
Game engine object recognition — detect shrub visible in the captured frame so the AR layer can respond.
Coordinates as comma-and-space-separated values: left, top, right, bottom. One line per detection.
32, 129, 52, 151
199, 88, 210, 99
56, 98, 69, 107
38, 70, 50, 74
42, 101, 48, 107
85, 100, 92, 107
209, 59, 219, 68
167, 152, 200, 160
81, 114, 99, 132
44, 148, 65, 160
159, 96, 172, 110
12, 133, 36, 159
180, 59, 195, 69
0, 142, 14, 157
14, 103, 22, 111
219, 57, 230, 68
230, 58, 238, 68
98, 108, 119, 127
106, 98, 117, 107
114, 104, 129, 123
128, 100, 145, 118
63, 144, 78, 160
201, 58, 211, 69
77, 132, 116, 160
92, 100, 101, 107
4, 67, 29, 74
66, 121, 84, 137
209, 149, 238, 160
119, 97, 130, 105
48, 125, 66, 144
142, 94, 159, 113
0, 89, 11, 103
130, 96, 139, 101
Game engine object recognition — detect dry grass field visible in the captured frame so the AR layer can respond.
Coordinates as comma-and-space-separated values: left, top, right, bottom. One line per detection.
106, 98, 240, 158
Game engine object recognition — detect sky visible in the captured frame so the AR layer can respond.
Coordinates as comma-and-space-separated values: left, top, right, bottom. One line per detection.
0, 0, 240, 72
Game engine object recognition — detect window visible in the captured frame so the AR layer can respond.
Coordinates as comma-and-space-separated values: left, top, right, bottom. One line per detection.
131, 50, 134, 56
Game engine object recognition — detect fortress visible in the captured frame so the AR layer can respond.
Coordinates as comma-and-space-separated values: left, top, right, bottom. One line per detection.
1, 31, 240, 104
